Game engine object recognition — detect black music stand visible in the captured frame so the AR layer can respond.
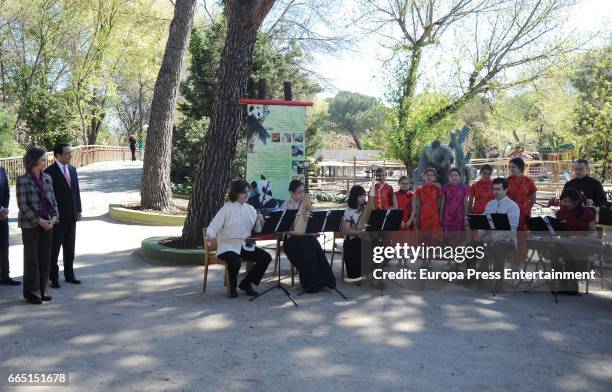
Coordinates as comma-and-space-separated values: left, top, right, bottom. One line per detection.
364, 209, 405, 295
250, 210, 300, 306
468, 213, 512, 296
468, 214, 492, 230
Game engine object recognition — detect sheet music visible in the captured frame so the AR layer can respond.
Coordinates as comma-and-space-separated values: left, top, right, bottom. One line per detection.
485, 214, 495, 230
321, 210, 330, 232
380, 210, 390, 231
542, 216, 556, 235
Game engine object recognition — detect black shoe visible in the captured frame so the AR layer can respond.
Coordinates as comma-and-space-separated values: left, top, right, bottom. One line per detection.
41, 295, 52, 301
25, 297, 42, 305
65, 278, 81, 284
0, 277, 21, 286
50, 280, 61, 289
228, 287, 238, 298
238, 280, 258, 296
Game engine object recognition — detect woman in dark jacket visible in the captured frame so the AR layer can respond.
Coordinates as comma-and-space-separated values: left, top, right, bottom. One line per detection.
128, 135, 137, 161
16, 147, 59, 304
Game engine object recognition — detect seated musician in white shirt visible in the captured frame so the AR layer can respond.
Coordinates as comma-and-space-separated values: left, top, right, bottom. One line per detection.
480, 177, 520, 289
483, 177, 520, 243
207, 180, 271, 298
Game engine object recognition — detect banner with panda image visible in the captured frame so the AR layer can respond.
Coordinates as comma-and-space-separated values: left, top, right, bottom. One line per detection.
240, 99, 313, 210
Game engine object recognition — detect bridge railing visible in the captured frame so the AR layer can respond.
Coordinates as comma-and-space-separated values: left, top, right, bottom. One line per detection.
0, 145, 132, 183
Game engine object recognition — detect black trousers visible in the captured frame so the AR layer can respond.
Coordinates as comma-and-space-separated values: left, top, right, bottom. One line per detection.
283, 235, 336, 292
22, 227, 52, 300
50, 219, 77, 282
217, 247, 271, 288
0, 219, 9, 278
130, 147, 136, 161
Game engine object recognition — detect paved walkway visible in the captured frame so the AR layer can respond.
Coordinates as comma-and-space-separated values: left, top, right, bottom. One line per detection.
1, 161, 611, 391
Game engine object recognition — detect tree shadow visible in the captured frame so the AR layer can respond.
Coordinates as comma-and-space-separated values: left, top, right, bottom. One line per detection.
0, 249, 611, 390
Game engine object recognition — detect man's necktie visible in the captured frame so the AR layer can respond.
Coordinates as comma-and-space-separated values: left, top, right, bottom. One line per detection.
63, 166, 71, 189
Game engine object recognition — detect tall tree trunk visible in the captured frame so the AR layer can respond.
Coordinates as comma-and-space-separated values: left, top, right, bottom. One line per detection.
181, 0, 275, 246
349, 129, 362, 150
140, 0, 197, 211
138, 75, 144, 137
397, 46, 422, 128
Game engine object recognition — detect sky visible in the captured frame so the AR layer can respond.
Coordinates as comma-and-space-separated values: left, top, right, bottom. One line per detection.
311, 0, 612, 101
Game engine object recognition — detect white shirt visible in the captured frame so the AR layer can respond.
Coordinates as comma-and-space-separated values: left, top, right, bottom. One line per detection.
484, 196, 520, 231
207, 201, 262, 255
483, 196, 520, 243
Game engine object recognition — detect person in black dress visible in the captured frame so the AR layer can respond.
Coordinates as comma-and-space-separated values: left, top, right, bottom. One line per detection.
281, 180, 335, 292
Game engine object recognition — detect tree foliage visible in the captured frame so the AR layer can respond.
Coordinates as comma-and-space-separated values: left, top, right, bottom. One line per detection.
328, 91, 383, 150
173, 17, 321, 190
571, 45, 611, 178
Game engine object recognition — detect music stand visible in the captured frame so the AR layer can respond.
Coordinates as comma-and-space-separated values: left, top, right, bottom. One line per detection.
250, 209, 300, 306
362, 209, 405, 295
490, 213, 511, 230
260, 210, 284, 234
468, 214, 492, 230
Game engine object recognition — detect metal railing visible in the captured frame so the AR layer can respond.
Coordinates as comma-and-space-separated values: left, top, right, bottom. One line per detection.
0, 145, 132, 183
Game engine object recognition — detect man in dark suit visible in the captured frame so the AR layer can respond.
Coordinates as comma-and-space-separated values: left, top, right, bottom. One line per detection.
45, 142, 82, 287
0, 166, 20, 285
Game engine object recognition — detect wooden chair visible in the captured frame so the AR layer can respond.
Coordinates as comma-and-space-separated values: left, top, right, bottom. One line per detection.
202, 228, 253, 297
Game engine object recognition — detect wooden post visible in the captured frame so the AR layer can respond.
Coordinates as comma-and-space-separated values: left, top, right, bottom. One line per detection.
283, 81, 292, 101
247, 78, 256, 98
257, 79, 267, 99
353, 156, 356, 186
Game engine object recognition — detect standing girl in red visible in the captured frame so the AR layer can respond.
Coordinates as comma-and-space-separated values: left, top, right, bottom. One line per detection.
407, 168, 441, 231
468, 164, 494, 214
393, 176, 414, 231
506, 157, 537, 231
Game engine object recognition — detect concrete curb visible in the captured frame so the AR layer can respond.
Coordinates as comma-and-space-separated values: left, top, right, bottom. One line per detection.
108, 204, 186, 226
140, 236, 205, 265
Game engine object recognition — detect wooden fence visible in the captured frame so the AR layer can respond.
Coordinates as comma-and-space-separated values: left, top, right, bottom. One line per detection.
0, 145, 132, 183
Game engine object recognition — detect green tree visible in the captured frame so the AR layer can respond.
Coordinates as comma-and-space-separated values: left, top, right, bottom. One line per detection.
328, 91, 383, 150
0, 104, 23, 157
571, 46, 611, 179
366, 93, 456, 170
173, 18, 321, 193
356, 0, 581, 172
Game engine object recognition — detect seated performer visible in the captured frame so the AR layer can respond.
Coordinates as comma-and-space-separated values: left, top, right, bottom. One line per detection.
207, 180, 271, 298
342, 185, 368, 279
478, 177, 520, 291
556, 188, 597, 232
281, 180, 335, 293
552, 188, 597, 295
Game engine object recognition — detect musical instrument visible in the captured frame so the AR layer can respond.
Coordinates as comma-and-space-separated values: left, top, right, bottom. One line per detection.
356, 165, 377, 230
292, 161, 312, 235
